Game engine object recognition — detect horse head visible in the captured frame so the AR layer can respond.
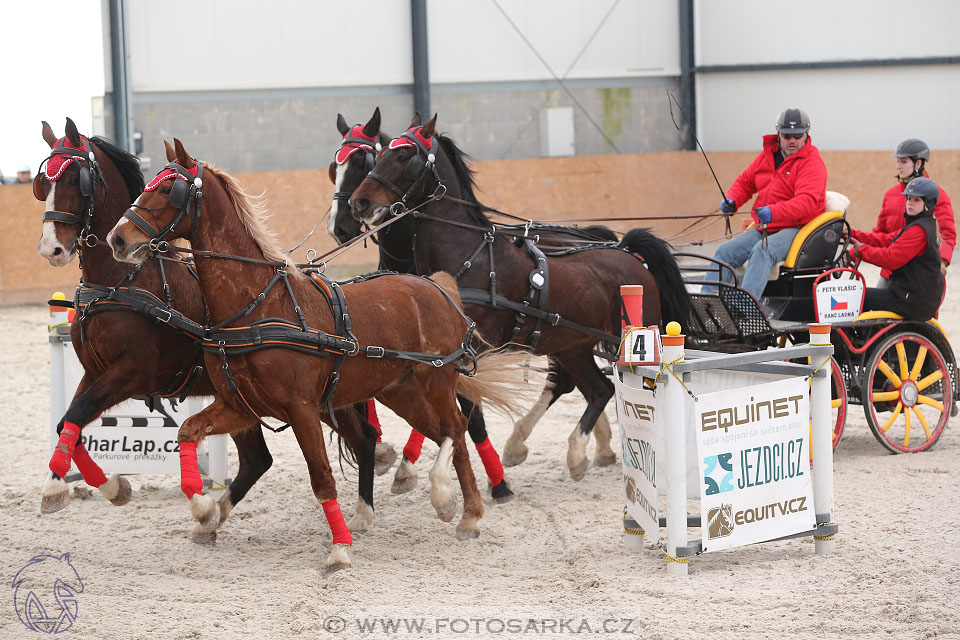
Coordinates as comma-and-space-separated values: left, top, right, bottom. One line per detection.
327, 107, 390, 244
35, 118, 103, 266
108, 138, 201, 264
349, 112, 440, 226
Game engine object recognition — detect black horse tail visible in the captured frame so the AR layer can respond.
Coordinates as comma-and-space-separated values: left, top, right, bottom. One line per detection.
618, 228, 691, 327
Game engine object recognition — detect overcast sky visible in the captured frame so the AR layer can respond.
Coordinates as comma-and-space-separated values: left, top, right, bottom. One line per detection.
1, 1, 104, 179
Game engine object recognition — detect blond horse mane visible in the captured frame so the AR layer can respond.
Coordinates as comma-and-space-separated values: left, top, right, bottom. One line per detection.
200, 161, 304, 280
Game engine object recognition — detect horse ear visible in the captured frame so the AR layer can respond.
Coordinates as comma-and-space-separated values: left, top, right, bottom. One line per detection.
41, 121, 57, 148
173, 138, 196, 168
328, 161, 337, 185
64, 117, 82, 146
421, 113, 438, 139
336, 114, 350, 136
362, 106, 381, 139
164, 140, 176, 162
409, 112, 422, 128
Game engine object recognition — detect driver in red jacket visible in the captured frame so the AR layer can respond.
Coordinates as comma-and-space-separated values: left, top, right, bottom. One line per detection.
704, 108, 828, 304
855, 138, 955, 286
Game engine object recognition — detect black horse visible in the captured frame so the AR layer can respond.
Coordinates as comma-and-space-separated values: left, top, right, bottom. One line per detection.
346, 113, 691, 480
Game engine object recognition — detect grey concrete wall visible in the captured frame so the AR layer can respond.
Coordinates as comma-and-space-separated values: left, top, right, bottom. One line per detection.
129, 77, 683, 175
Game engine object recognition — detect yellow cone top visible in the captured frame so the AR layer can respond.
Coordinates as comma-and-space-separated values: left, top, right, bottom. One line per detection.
665, 321, 682, 337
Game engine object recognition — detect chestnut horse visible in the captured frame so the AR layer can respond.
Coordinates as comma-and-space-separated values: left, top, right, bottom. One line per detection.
328, 108, 519, 502
349, 114, 691, 480
107, 139, 528, 568
34, 119, 270, 531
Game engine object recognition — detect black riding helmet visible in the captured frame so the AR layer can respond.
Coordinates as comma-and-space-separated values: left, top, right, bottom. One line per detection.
893, 138, 930, 183
903, 176, 939, 213
775, 108, 810, 134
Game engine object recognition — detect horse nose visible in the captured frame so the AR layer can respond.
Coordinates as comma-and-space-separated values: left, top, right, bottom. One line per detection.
350, 197, 369, 220
110, 233, 126, 256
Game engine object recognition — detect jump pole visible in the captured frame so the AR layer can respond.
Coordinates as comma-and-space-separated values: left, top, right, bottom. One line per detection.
661, 324, 688, 576
808, 322, 836, 555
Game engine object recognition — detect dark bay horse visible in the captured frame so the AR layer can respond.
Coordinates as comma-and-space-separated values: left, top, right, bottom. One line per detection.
349, 114, 691, 480
107, 139, 529, 568
34, 119, 278, 540
328, 108, 518, 502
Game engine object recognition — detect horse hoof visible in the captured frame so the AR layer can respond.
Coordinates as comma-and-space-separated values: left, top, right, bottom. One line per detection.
435, 499, 457, 523
324, 543, 352, 572
191, 528, 217, 545
101, 475, 132, 506
217, 493, 234, 526
568, 458, 589, 482
455, 526, 481, 541
40, 476, 70, 514
594, 453, 617, 468
391, 460, 418, 494
374, 442, 398, 476
348, 500, 374, 532
490, 480, 515, 504
501, 443, 528, 467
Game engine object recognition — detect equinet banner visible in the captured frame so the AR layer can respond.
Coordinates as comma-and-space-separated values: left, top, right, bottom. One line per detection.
696, 377, 816, 552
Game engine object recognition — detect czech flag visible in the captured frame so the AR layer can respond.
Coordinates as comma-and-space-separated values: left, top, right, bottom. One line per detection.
830, 296, 848, 311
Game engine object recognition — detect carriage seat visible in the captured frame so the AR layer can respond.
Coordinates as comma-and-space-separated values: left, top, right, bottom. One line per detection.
766, 191, 850, 280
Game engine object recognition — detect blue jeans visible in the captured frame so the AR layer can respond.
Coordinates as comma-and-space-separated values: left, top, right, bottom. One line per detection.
703, 227, 800, 300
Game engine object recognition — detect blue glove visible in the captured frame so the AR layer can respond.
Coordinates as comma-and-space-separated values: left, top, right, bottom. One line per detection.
720, 198, 736, 214
756, 206, 772, 225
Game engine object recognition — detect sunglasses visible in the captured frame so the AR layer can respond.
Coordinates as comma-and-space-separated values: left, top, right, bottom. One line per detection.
779, 132, 806, 140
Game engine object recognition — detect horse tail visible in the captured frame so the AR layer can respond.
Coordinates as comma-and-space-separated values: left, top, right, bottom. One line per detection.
618, 228, 691, 327
456, 349, 549, 418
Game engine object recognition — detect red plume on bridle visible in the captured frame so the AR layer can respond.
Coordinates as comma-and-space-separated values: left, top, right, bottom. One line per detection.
144, 162, 199, 192
388, 126, 433, 152
335, 125, 379, 165
44, 136, 92, 181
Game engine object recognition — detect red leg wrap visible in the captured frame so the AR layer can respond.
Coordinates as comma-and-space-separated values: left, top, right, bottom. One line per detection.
475, 437, 504, 486
49, 422, 81, 478
403, 429, 426, 463
72, 444, 107, 487
366, 399, 382, 442
179, 442, 203, 498
321, 498, 353, 546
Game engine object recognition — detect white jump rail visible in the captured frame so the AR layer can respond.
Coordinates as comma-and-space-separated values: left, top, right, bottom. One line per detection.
619, 322, 836, 576
48, 305, 228, 489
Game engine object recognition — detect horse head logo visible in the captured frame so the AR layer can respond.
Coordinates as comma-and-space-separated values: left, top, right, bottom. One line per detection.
624, 476, 638, 504
12, 553, 84, 634
707, 504, 735, 540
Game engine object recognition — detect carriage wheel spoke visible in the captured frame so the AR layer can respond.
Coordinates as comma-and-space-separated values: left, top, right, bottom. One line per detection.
877, 360, 902, 388
917, 395, 944, 412
916, 370, 943, 391
911, 407, 931, 440
871, 390, 899, 402
831, 398, 842, 409
896, 343, 909, 381
881, 402, 903, 433
909, 346, 927, 381
903, 408, 912, 447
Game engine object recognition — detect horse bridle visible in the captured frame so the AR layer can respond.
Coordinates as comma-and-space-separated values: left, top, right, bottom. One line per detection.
38, 137, 104, 248
332, 129, 381, 210
366, 127, 445, 215
123, 160, 204, 250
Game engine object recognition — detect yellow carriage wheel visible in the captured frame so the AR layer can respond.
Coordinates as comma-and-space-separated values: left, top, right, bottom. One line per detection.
864, 332, 952, 453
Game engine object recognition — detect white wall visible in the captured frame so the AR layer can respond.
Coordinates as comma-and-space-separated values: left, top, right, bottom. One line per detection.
695, 0, 960, 151
127, 0, 679, 91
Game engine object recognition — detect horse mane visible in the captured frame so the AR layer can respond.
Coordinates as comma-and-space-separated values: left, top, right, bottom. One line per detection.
200, 162, 304, 280
90, 136, 145, 202
436, 133, 491, 226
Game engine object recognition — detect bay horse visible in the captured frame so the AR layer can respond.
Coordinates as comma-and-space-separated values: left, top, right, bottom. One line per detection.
328, 108, 518, 502
349, 113, 692, 480
107, 139, 529, 568
33, 118, 267, 530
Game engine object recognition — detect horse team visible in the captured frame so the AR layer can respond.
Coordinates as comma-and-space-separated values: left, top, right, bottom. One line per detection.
34, 111, 691, 569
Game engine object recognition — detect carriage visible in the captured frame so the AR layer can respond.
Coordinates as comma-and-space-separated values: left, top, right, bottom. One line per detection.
676, 207, 958, 453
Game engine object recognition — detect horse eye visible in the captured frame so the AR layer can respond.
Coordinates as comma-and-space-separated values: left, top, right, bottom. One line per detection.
161, 186, 171, 195
67, 177, 79, 185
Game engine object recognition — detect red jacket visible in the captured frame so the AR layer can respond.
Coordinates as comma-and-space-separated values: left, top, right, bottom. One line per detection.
854, 225, 927, 272
726, 134, 827, 233
864, 174, 955, 276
